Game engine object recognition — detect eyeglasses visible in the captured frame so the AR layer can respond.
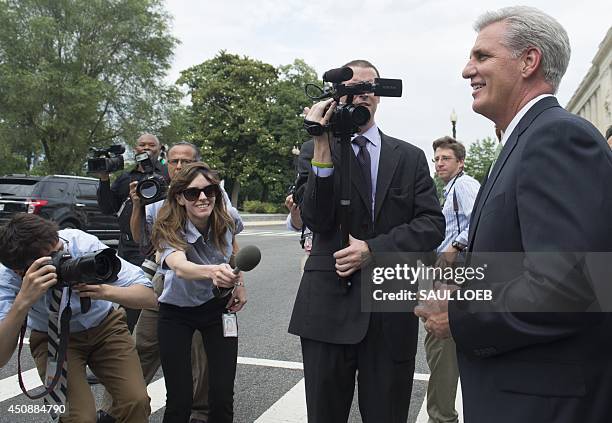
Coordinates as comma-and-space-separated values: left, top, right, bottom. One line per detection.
168, 158, 196, 165
182, 185, 220, 201
432, 156, 456, 163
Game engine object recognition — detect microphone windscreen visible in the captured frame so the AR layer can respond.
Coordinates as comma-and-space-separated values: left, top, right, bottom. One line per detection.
235, 245, 261, 272
322, 67, 353, 83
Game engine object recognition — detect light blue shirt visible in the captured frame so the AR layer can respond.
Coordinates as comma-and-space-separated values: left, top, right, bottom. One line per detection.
0, 229, 153, 333
437, 173, 481, 254
311, 124, 381, 217
158, 208, 244, 307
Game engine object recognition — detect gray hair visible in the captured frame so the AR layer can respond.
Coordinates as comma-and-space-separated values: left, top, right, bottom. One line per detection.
168, 141, 201, 161
474, 6, 570, 93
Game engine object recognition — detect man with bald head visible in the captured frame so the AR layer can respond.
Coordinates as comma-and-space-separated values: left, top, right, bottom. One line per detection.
96, 133, 169, 331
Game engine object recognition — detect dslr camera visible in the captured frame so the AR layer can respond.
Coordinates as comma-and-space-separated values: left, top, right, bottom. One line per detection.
304, 67, 402, 137
87, 145, 125, 173
50, 248, 121, 313
135, 152, 167, 205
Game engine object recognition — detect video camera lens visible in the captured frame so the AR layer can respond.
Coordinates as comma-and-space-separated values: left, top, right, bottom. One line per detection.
87, 145, 125, 173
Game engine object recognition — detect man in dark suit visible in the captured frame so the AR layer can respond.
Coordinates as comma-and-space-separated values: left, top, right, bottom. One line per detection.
289, 59, 445, 423
416, 6, 612, 423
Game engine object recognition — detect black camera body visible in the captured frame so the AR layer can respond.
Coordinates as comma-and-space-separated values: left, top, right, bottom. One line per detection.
304, 67, 402, 138
135, 152, 167, 205
50, 248, 121, 288
50, 248, 121, 313
87, 145, 125, 173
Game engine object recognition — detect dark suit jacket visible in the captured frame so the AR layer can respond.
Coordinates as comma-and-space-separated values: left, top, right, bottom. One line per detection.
449, 97, 612, 423
289, 131, 445, 361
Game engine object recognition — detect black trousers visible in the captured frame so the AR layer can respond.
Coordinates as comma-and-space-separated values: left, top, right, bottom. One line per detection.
301, 313, 415, 423
158, 299, 238, 423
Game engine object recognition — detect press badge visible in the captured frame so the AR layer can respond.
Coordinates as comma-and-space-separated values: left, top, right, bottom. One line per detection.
222, 312, 238, 337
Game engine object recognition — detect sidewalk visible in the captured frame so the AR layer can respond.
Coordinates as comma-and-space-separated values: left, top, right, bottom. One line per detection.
241, 213, 287, 227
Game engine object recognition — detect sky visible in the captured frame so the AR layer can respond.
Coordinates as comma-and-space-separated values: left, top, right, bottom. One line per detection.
163, 0, 610, 165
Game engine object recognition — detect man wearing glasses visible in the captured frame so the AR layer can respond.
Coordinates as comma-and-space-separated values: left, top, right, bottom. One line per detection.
425, 137, 479, 423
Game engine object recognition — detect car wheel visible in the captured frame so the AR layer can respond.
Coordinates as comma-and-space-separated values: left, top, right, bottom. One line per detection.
59, 221, 78, 229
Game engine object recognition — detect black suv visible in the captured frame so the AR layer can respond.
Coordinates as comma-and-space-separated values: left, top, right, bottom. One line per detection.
0, 174, 120, 241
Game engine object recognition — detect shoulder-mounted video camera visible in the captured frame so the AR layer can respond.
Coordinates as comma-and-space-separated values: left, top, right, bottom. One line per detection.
304, 67, 402, 138
87, 145, 125, 173
135, 152, 167, 205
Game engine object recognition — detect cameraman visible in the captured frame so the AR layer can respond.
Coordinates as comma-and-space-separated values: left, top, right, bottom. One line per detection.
0, 213, 157, 422
97, 133, 169, 265
97, 133, 168, 331
288, 60, 444, 422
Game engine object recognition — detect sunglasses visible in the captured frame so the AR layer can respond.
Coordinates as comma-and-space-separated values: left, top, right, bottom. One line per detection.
182, 185, 220, 201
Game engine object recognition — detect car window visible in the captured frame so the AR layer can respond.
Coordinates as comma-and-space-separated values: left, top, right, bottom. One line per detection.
77, 183, 98, 200
0, 179, 37, 196
39, 182, 68, 198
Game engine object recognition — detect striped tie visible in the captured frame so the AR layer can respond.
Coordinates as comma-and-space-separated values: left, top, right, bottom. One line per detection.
45, 288, 68, 421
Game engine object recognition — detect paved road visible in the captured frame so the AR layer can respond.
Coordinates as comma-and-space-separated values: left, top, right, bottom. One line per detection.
0, 226, 459, 422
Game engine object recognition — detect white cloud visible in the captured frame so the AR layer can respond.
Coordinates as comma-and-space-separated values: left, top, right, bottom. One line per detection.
164, 0, 611, 165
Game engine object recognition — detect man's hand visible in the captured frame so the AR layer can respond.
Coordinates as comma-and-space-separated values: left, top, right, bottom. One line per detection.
285, 194, 302, 230
129, 180, 142, 208
73, 283, 110, 300
434, 246, 460, 270
414, 282, 457, 339
98, 172, 110, 182
304, 99, 336, 164
15, 257, 57, 308
333, 235, 371, 278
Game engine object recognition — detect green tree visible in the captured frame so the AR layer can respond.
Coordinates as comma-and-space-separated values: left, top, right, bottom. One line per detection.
178, 52, 319, 206
0, 0, 179, 174
464, 136, 498, 183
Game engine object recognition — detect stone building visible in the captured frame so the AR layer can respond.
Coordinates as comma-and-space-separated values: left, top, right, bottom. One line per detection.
566, 27, 612, 135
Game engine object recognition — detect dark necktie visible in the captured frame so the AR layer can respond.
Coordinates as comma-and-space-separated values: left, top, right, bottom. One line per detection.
352, 135, 373, 215
45, 288, 68, 421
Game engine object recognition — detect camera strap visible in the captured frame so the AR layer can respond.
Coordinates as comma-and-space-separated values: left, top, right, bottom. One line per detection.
17, 288, 72, 419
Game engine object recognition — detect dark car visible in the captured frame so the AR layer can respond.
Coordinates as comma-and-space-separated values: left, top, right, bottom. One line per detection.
0, 174, 120, 241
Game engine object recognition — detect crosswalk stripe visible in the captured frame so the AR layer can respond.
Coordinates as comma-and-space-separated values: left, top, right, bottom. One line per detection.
254, 378, 307, 422
0, 368, 42, 402
1, 355, 435, 420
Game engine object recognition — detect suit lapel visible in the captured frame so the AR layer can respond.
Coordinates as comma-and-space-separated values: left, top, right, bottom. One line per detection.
374, 133, 399, 221
467, 96, 561, 250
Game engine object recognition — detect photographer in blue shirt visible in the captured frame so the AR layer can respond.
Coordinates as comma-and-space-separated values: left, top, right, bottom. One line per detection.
0, 214, 157, 423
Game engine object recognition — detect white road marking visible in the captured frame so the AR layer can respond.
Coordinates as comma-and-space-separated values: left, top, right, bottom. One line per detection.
0, 368, 42, 403
1, 355, 436, 422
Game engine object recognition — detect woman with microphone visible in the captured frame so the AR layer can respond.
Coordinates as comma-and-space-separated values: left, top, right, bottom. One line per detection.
151, 162, 246, 423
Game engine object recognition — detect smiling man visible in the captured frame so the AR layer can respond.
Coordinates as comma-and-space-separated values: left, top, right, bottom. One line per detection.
289, 59, 444, 423
415, 6, 612, 423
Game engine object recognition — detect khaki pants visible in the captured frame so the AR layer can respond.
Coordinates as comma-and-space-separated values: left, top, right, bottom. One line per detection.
424, 331, 459, 423
100, 308, 209, 421
30, 309, 150, 423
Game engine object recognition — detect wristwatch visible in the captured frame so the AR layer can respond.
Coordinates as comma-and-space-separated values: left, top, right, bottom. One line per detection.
451, 241, 467, 251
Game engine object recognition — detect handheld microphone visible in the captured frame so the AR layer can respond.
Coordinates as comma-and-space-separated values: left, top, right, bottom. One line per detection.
214, 245, 262, 298
322, 67, 353, 83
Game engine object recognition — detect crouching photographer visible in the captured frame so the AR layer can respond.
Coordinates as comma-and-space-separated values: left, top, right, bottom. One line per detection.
0, 214, 157, 423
